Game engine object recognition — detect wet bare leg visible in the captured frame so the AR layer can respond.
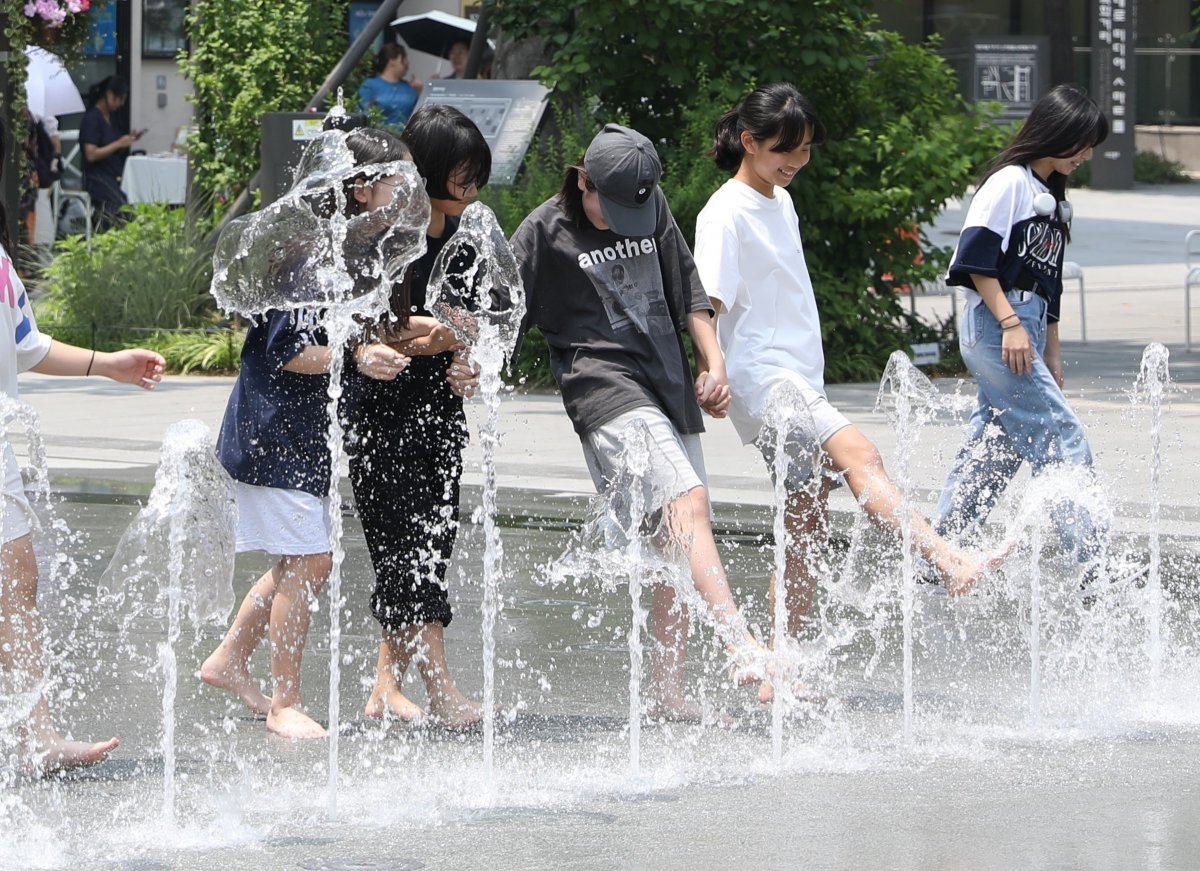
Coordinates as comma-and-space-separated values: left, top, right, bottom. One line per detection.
823, 425, 1000, 597
265, 554, 330, 740
201, 564, 276, 715
364, 630, 424, 723
410, 622, 482, 730
1, 535, 119, 772
645, 584, 702, 722
659, 487, 767, 682
760, 483, 828, 704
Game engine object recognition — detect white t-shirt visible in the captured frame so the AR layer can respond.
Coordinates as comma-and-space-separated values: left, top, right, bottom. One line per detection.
1, 243, 53, 401
948, 164, 1067, 321
694, 179, 826, 444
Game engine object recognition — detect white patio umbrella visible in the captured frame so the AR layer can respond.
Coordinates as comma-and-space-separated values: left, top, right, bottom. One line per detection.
23, 46, 85, 121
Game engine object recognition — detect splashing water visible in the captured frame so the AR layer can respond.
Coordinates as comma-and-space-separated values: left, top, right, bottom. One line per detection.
426, 201, 527, 780
758, 381, 823, 762
210, 129, 432, 817
876, 351, 968, 741
0, 398, 52, 776
609, 422, 654, 773
1132, 342, 1172, 687
103, 419, 236, 826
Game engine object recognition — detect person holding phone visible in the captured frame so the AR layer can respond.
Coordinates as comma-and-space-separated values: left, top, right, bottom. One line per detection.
79, 75, 138, 225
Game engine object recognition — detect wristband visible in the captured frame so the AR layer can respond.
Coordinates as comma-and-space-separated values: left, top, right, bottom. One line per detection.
85, 349, 96, 376
998, 313, 1020, 327
1001, 322, 1024, 332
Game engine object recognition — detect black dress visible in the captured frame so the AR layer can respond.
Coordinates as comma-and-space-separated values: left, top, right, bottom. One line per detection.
342, 218, 467, 631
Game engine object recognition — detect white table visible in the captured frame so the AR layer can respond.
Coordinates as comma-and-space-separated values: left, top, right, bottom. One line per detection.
120, 155, 188, 205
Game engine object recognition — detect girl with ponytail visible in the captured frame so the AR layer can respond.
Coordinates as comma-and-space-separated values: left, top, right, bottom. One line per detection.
694, 84, 999, 699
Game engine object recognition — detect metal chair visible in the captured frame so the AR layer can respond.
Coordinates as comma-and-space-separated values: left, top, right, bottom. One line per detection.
1062, 261, 1086, 343
49, 136, 92, 241
1187, 230, 1200, 352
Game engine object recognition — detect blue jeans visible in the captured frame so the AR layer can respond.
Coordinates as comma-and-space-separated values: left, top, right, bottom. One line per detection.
935, 291, 1102, 560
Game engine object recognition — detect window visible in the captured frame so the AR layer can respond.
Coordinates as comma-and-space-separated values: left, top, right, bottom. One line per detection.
142, 0, 188, 58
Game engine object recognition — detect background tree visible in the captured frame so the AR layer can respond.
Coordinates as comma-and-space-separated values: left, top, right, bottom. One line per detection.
493, 0, 1008, 381
182, 0, 349, 204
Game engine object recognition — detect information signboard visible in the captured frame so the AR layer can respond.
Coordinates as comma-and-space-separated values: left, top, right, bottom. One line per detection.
971, 38, 1047, 121
415, 79, 552, 185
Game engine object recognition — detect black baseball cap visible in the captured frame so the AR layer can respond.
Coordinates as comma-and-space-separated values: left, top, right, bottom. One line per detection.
583, 124, 661, 237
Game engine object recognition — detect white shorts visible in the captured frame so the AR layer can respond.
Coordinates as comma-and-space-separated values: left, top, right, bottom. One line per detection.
581, 406, 708, 509
755, 387, 851, 492
2, 444, 35, 545
234, 481, 332, 556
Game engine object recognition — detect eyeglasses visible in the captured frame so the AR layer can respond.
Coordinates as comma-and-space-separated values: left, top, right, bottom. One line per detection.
446, 176, 480, 199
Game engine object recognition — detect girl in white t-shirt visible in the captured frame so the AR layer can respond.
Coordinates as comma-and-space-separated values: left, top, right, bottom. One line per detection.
694, 84, 997, 696
1, 123, 164, 771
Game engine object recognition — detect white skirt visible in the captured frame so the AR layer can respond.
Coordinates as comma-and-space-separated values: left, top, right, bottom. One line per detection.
234, 481, 332, 556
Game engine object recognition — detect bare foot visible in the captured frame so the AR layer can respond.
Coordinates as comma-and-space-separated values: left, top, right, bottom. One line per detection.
266, 705, 327, 740
200, 649, 272, 716
428, 688, 484, 731
645, 697, 704, 723
757, 679, 825, 706
35, 735, 120, 773
363, 685, 424, 723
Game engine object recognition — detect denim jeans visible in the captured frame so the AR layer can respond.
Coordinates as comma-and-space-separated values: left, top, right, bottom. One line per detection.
935, 291, 1102, 560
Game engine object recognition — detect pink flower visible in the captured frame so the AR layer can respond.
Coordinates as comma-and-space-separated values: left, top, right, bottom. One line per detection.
23, 0, 78, 23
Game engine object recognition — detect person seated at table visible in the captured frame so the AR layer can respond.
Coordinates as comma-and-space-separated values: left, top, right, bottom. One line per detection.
80, 75, 141, 224
358, 44, 424, 129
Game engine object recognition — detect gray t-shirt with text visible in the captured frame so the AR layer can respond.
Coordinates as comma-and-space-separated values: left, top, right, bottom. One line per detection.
511, 189, 711, 437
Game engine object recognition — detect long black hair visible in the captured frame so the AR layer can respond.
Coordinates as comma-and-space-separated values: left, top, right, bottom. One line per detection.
401, 104, 491, 201
555, 160, 588, 227
711, 82, 827, 173
342, 126, 411, 216
982, 84, 1109, 207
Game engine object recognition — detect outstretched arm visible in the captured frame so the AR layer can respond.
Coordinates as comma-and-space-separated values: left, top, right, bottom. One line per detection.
686, 310, 730, 419
31, 341, 164, 390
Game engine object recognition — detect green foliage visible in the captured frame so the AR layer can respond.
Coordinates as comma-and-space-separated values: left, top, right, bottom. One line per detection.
478, 107, 595, 237
496, 0, 874, 147
493, 1, 1008, 382
1070, 150, 1194, 187
1, 4, 32, 120
142, 326, 244, 374
1133, 150, 1194, 185
478, 109, 596, 389
181, 0, 350, 203
35, 204, 216, 348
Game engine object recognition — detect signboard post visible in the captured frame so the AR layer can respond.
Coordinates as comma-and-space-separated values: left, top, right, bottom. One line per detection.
1090, 0, 1137, 189
415, 79, 551, 185
260, 113, 327, 207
